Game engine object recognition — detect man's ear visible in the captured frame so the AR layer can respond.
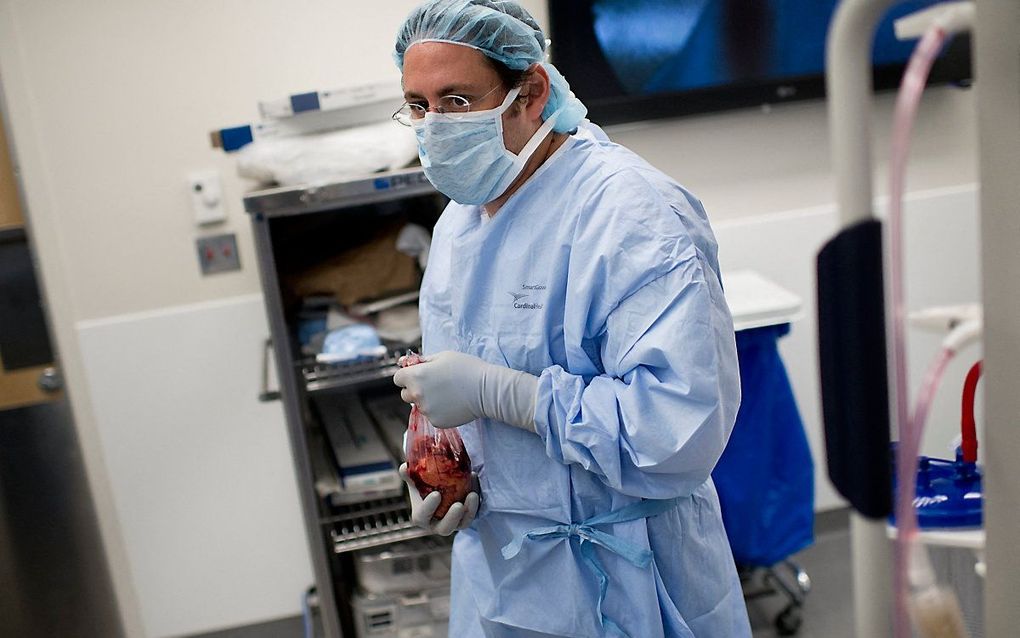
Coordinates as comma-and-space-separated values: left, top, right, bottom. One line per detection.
520, 63, 551, 122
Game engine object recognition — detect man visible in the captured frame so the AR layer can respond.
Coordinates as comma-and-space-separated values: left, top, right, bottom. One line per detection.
391, 1, 751, 636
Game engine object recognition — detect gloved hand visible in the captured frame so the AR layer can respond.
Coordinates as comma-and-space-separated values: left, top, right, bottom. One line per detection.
400, 463, 479, 536
392, 350, 539, 430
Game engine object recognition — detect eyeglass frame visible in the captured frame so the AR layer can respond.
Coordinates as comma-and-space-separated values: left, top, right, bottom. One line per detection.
391, 84, 505, 126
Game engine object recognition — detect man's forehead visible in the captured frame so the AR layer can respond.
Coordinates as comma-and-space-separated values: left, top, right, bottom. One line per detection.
402, 41, 497, 95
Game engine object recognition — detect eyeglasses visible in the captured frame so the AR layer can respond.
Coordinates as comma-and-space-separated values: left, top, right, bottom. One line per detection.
392, 84, 503, 126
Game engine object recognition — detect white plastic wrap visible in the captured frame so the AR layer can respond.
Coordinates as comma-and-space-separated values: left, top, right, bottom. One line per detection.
235, 120, 419, 186
396, 223, 432, 270
353, 537, 453, 595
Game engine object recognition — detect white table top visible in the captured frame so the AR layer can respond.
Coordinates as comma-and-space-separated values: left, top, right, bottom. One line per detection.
722, 270, 804, 332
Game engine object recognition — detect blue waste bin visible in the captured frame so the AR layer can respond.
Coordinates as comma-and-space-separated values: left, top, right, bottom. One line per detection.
712, 323, 815, 567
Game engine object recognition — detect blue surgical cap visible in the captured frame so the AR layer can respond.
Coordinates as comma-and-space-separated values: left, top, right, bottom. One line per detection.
394, 0, 587, 133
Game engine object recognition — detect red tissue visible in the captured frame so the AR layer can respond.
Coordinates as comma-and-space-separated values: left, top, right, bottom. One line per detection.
402, 353, 472, 518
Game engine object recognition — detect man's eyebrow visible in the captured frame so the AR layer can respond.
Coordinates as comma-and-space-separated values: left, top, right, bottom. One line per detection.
438, 84, 478, 95
403, 84, 484, 100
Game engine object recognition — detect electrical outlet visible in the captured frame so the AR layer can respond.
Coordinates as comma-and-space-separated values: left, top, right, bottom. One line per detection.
196, 233, 240, 275
188, 170, 226, 225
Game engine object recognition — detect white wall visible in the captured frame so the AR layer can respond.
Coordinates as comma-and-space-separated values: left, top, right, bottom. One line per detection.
608, 86, 977, 221
76, 296, 312, 638
714, 186, 982, 510
0, 0, 981, 635
0, 0, 425, 320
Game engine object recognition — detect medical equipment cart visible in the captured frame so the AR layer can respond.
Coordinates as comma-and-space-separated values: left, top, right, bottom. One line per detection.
246, 167, 447, 638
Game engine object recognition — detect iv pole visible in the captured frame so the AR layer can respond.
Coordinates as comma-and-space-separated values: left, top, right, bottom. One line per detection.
824, 1, 901, 635
972, 2, 1020, 636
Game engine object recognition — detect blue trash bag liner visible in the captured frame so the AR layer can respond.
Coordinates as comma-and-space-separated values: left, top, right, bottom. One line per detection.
712, 323, 815, 567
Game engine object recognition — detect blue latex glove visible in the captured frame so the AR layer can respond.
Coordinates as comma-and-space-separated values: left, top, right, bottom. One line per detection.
392, 350, 538, 430
399, 463, 479, 536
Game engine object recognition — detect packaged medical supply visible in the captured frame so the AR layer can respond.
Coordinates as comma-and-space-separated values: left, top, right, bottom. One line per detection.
363, 393, 414, 462
257, 82, 401, 121
353, 537, 453, 594
314, 393, 400, 493
234, 120, 418, 187
351, 586, 449, 638
318, 324, 387, 364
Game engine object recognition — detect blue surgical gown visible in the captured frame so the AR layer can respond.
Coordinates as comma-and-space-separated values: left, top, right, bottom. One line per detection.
420, 123, 750, 637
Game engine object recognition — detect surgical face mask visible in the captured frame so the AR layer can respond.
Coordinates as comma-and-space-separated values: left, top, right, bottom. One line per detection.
412, 87, 561, 205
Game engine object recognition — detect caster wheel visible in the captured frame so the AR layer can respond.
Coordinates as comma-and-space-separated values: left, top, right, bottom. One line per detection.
775, 604, 802, 636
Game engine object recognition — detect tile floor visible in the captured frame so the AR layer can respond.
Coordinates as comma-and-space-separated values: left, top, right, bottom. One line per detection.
746, 520, 853, 638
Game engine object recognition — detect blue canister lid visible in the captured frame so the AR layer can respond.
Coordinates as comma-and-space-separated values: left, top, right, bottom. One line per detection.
890, 447, 983, 529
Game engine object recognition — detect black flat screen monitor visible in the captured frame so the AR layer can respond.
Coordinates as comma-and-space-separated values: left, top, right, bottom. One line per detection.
548, 0, 972, 126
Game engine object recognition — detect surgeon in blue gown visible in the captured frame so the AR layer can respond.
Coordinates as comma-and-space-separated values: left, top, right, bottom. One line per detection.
390, 2, 750, 636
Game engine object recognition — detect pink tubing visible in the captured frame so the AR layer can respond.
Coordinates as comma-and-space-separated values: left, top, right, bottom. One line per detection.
888, 24, 948, 638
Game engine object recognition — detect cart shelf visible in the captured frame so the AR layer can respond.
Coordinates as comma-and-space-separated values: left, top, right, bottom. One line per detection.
301, 351, 403, 394
326, 495, 429, 553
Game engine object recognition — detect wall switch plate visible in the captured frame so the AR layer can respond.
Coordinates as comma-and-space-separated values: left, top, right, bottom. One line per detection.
196, 233, 240, 275
188, 170, 227, 225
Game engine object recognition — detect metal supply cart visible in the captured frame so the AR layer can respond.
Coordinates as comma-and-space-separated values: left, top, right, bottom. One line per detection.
246, 168, 447, 638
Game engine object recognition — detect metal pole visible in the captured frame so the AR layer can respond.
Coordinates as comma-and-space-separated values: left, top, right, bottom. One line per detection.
825, 1, 898, 636
826, 0, 898, 225
973, 1, 1020, 634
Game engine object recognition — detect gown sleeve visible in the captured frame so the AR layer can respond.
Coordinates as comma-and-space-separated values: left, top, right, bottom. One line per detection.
533, 177, 741, 500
